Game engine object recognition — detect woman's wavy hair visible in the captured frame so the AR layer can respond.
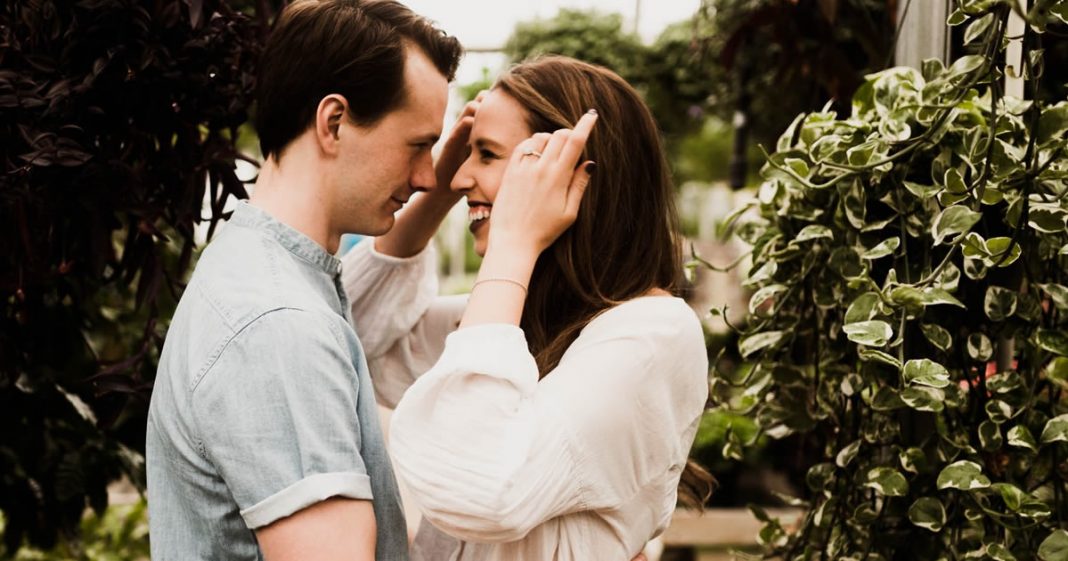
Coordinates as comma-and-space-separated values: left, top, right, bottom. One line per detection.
495, 55, 716, 508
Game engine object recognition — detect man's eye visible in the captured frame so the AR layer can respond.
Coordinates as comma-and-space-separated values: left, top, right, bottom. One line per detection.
479, 149, 497, 160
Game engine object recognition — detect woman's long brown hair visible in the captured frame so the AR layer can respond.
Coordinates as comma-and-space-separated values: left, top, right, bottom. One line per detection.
495, 56, 715, 508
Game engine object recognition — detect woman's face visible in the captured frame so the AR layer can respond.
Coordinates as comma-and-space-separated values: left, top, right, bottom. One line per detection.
451, 89, 534, 257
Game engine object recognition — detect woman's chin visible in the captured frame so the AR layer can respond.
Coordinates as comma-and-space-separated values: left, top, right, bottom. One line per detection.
474, 240, 487, 258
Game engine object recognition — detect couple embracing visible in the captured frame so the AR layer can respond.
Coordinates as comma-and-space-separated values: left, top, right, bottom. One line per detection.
146, 1, 712, 559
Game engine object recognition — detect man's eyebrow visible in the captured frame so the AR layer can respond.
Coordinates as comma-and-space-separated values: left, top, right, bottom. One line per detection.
411, 133, 440, 144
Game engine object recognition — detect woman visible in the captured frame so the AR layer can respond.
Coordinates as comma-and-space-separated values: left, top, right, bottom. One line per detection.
343, 56, 712, 560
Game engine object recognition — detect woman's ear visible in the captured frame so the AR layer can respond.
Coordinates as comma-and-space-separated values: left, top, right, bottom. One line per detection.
315, 94, 348, 156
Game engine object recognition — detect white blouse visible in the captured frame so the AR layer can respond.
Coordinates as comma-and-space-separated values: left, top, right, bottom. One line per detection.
341, 239, 708, 561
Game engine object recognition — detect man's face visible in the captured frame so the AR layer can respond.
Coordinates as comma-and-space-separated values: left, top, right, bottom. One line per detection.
332, 46, 448, 236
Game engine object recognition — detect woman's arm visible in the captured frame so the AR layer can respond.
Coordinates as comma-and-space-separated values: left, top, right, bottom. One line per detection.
389, 300, 708, 544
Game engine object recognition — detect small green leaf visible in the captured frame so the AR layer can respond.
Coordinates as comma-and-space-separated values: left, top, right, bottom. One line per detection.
890, 286, 928, 308
903, 181, 941, 200
1047, 357, 1068, 388
932, 205, 982, 245
1037, 103, 1068, 147
1039, 530, 1068, 561
871, 386, 906, 411
963, 13, 994, 45
785, 157, 810, 177
1007, 425, 1038, 451
1037, 329, 1068, 356
901, 386, 945, 412
991, 482, 1028, 512
937, 460, 991, 490
836, 439, 862, 468
1039, 284, 1068, 311
946, 55, 985, 83
847, 142, 876, 166
1029, 207, 1068, 234
924, 287, 966, 308
749, 284, 788, 317
862, 237, 900, 260
986, 400, 1016, 424
845, 292, 883, 324
967, 333, 993, 362
865, 467, 909, 496
987, 543, 1018, 561
978, 420, 1002, 451
795, 224, 833, 242
899, 447, 927, 474
985, 237, 1022, 267
944, 168, 968, 194
920, 323, 953, 351
1041, 414, 1068, 443
844, 320, 894, 347
859, 348, 903, 369
907, 497, 946, 532
985, 286, 1018, 322
902, 359, 951, 388
738, 330, 786, 358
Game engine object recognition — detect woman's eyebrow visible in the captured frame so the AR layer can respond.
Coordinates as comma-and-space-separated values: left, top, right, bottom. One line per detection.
474, 137, 506, 151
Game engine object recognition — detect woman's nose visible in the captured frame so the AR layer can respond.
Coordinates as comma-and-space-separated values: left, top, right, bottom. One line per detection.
450, 156, 476, 193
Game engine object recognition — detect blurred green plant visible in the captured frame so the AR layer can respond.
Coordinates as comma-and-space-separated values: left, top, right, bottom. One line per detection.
504, 9, 647, 85
0, 0, 261, 551
706, 1, 1068, 558
0, 500, 149, 561
695, 0, 895, 150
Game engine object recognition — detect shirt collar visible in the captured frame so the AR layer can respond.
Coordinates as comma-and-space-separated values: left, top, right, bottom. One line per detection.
229, 201, 342, 276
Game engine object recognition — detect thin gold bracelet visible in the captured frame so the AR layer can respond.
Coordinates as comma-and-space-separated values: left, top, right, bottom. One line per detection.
472, 277, 528, 294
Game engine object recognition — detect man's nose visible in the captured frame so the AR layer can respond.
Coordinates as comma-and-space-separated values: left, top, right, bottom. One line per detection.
410, 153, 436, 193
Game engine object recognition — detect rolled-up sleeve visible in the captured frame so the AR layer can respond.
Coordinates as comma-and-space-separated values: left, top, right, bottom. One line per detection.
191, 308, 373, 529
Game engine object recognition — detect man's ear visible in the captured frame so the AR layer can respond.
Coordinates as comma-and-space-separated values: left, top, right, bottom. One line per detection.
315, 94, 348, 156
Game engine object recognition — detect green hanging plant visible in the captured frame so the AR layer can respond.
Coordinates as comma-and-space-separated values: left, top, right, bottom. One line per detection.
709, 1, 1068, 558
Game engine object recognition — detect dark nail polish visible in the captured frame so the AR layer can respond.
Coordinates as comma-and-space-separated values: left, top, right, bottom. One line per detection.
585, 162, 597, 175
587, 108, 598, 115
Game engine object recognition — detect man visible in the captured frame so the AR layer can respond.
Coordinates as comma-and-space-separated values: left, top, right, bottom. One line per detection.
145, 1, 461, 559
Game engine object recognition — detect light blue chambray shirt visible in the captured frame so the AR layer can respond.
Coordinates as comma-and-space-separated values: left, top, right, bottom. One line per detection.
146, 201, 408, 560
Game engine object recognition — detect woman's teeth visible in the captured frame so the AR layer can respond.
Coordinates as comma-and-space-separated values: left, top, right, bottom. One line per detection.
468, 207, 490, 224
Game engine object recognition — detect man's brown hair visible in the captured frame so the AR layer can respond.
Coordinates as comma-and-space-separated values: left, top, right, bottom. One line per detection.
255, 0, 462, 160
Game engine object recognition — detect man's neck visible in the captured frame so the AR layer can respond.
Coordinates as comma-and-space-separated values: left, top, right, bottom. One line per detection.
248, 151, 341, 255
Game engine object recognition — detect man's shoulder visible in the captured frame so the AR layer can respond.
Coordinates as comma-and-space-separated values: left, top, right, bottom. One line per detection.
188, 224, 333, 329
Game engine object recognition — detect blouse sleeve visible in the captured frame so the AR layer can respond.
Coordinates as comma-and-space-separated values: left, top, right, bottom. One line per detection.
340, 239, 466, 407
388, 299, 709, 544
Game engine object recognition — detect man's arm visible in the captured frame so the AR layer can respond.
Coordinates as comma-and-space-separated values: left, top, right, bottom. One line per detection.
256, 497, 376, 561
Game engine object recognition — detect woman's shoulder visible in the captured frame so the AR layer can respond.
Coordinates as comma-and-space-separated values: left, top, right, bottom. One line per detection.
583, 295, 705, 350
594, 295, 701, 326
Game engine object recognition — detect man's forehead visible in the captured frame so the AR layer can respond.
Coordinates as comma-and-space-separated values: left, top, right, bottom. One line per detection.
390, 55, 446, 137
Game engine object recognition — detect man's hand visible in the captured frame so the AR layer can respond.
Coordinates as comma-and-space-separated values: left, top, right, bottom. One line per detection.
632, 553, 648, 561
433, 90, 486, 193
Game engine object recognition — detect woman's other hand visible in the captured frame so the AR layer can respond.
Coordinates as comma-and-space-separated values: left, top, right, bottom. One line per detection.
487, 110, 598, 256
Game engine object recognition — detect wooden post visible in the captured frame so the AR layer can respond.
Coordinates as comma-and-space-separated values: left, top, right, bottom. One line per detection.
1005, 1, 1028, 98
894, 0, 951, 68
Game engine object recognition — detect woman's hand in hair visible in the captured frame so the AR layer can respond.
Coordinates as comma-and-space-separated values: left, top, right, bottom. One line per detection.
488, 110, 598, 257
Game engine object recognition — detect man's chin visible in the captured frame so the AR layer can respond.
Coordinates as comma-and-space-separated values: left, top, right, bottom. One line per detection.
366, 214, 396, 237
